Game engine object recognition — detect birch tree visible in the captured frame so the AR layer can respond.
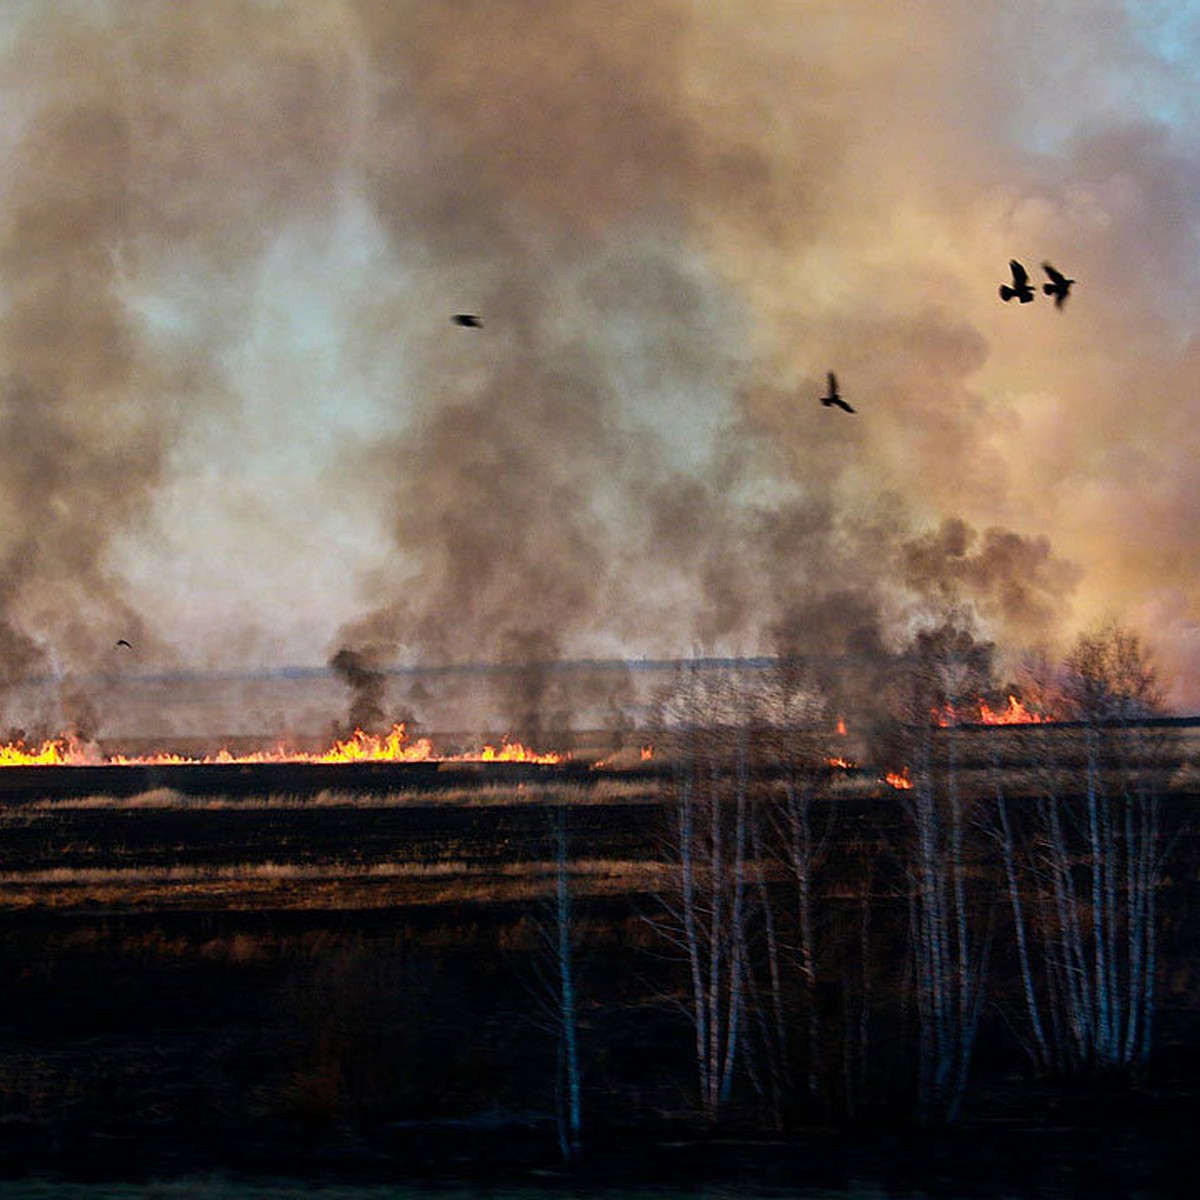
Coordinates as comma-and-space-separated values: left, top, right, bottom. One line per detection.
895, 621, 994, 1124
648, 665, 817, 1123
745, 666, 833, 1124
998, 624, 1167, 1075
522, 798, 584, 1161
662, 702, 751, 1122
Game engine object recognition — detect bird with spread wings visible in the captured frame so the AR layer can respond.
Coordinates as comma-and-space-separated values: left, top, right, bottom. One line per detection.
999, 259, 1036, 303
1041, 262, 1075, 308
820, 371, 855, 414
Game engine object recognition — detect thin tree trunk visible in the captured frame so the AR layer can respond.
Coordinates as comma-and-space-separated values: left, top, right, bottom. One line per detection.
554, 806, 582, 1161
997, 788, 1049, 1071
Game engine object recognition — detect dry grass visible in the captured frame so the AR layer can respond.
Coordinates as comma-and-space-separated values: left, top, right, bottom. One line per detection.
0, 777, 672, 912
6, 777, 658, 812
0, 857, 663, 887
0, 856, 673, 913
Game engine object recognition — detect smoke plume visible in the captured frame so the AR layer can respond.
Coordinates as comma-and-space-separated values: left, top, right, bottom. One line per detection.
3, 2, 1200, 735
328, 646, 389, 735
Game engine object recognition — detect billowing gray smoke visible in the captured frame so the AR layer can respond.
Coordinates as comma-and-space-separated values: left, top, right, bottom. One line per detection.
327, 1, 1087, 731
8, 2, 1200, 740
328, 646, 388, 734
0, 72, 163, 730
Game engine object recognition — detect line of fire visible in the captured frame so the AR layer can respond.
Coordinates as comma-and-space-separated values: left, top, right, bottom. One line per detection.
0, 653, 1197, 798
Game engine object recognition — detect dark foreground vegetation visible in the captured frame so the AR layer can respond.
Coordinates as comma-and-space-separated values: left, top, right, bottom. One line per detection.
0, 745, 1197, 1196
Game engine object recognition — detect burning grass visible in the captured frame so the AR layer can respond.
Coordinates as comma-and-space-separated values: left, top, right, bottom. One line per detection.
0, 723, 566, 767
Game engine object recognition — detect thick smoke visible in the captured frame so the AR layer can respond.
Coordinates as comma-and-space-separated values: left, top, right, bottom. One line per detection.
0, 55, 163, 722
328, 646, 388, 735
4, 2, 1200, 738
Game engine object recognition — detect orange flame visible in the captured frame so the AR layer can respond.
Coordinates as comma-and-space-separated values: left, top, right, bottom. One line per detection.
826, 755, 856, 770
640, 744, 655, 761
0, 724, 564, 767
934, 695, 1049, 727
977, 695, 1049, 725
468, 739, 564, 764
836, 716, 847, 737
884, 767, 913, 790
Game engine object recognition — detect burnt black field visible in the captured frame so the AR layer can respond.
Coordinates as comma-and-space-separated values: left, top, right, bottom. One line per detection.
1, 736, 1199, 1196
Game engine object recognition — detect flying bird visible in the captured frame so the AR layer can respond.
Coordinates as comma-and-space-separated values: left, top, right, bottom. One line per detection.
999, 259, 1035, 303
451, 314, 482, 328
1041, 262, 1075, 308
115, 639, 132, 649
820, 371, 855, 414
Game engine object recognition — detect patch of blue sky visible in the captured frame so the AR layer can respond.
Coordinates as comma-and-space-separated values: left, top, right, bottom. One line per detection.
1127, 1, 1200, 67
997, 2, 1200, 156
1124, 2, 1200, 132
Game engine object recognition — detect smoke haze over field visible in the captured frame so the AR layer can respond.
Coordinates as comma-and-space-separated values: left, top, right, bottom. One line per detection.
2, 1, 1200, 729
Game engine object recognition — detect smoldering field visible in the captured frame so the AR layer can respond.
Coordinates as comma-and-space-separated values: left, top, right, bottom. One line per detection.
1, 719, 1200, 1194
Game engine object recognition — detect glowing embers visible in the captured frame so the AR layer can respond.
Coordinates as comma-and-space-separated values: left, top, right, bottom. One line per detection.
0, 723, 565, 767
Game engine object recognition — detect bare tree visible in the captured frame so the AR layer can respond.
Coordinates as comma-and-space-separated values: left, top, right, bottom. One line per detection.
894, 620, 994, 1124
1061, 621, 1164, 721
770, 714, 837, 1108
994, 623, 1167, 1076
667, 718, 751, 1122
648, 662, 845, 1125
647, 666, 804, 1122
549, 803, 583, 1160
744, 666, 834, 1124
522, 798, 584, 1161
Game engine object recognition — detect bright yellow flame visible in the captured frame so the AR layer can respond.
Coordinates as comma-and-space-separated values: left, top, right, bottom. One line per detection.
0, 724, 565, 767
468, 739, 564, 764
0, 737, 74, 766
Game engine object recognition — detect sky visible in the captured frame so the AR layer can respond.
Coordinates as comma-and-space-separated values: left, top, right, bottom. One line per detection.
2, 1, 1200, 718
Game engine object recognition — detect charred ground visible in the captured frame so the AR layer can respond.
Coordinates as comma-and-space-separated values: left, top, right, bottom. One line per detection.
0, 730, 1198, 1195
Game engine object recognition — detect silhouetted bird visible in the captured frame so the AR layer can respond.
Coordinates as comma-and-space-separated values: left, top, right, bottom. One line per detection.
1041, 262, 1075, 308
820, 371, 855, 413
451, 314, 482, 328
999, 259, 1035, 303
115, 639, 132, 649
